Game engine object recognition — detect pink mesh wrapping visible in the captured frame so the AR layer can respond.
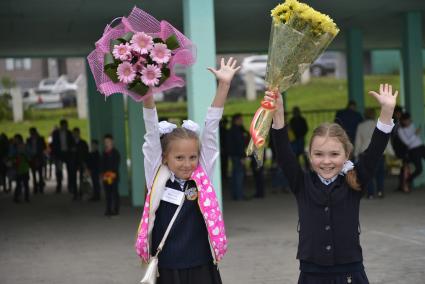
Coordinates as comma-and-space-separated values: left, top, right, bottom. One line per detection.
87, 6, 196, 102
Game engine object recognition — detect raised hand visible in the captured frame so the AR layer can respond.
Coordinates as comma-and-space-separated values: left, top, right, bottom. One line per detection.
368, 83, 398, 125
368, 83, 398, 109
208, 57, 240, 85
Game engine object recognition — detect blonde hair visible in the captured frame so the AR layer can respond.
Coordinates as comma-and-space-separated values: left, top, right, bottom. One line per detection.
309, 123, 361, 191
160, 127, 200, 158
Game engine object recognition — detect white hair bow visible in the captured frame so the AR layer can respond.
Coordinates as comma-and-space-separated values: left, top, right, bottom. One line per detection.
158, 121, 177, 136
340, 160, 354, 175
182, 120, 200, 135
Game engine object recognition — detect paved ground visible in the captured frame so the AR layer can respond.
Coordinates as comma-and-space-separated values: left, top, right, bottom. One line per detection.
1, 175, 425, 284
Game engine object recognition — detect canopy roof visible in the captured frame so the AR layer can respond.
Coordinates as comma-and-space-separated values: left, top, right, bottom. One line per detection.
1, 0, 424, 57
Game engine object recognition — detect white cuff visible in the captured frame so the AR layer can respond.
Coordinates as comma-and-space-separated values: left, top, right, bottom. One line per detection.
206, 107, 224, 120
143, 107, 158, 122
377, 118, 395, 134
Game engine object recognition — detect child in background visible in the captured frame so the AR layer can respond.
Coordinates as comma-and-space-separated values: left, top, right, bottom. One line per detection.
101, 134, 120, 216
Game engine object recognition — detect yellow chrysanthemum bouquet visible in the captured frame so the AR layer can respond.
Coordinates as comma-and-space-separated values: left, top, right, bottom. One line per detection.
247, 0, 339, 165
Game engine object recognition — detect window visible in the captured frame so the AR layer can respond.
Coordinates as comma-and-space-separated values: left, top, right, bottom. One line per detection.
4, 58, 32, 71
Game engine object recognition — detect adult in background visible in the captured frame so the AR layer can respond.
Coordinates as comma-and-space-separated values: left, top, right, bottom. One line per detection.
390, 106, 410, 192
0, 133, 10, 193
335, 100, 363, 143
26, 127, 46, 194
354, 108, 386, 198
227, 113, 248, 201
289, 106, 309, 169
11, 134, 30, 203
51, 119, 75, 193
72, 127, 89, 200
397, 112, 425, 192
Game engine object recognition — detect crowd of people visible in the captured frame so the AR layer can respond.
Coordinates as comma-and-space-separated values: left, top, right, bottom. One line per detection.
0, 119, 121, 216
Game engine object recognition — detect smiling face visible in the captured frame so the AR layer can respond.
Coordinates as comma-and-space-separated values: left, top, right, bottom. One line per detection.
309, 136, 349, 179
163, 138, 199, 180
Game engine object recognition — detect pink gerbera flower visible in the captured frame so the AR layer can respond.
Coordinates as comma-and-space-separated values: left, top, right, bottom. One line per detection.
117, 62, 136, 84
150, 43, 171, 64
112, 43, 132, 61
130, 32, 153, 55
141, 64, 162, 86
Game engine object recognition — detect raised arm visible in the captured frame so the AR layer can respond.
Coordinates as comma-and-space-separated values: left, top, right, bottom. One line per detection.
269, 91, 304, 193
200, 58, 240, 177
356, 84, 397, 186
142, 95, 162, 189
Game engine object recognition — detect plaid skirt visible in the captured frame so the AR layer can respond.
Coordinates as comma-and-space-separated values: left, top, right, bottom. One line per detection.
157, 263, 222, 284
298, 270, 369, 284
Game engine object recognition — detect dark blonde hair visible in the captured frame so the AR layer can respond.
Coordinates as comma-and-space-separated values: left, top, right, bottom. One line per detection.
160, 127, 200, 158
309, 123, 361, 191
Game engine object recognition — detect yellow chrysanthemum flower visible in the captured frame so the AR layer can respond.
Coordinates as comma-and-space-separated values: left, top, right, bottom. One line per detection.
271, 0, 339, 36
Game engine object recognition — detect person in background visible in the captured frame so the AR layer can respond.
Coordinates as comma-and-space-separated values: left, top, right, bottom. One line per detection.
87, 139, 101, 201
26, 127, 46, 194
354, 108, 386, 198
51, 119, 75, 193
335, 100, 363, 144
227, 113, 248, 201
101, 134, 120, 216
72, 127, 89, 200
11, 134, 31, 203
397, 112, 425, 193
289, 106, 309, 169
0, 133, 10, 193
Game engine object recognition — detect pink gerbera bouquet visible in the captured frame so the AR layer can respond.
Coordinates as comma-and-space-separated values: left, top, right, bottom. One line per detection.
87, 7, 196, 102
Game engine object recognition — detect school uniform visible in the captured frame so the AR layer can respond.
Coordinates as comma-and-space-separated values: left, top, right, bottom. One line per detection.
140, 107, 224, 284
271, 120, 394, 284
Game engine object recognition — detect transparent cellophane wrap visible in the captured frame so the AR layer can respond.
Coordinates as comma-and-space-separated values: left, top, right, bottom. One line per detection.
246, 21, 336, 166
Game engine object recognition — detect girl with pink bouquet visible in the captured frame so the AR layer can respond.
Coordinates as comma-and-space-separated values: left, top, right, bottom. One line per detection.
135, 58, 240, 284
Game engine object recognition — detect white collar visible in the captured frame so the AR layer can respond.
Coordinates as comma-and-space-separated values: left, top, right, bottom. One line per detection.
317, 174, 338, 186
169, 171, 187, 190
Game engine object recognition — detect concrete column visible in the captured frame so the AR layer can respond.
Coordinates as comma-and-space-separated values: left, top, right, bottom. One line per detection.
401, 11, 424, 187
183, 0, 223, 208
346, 28, 365, 113
244, 71, 257, 101
109, 94, 129, 196
128, 100, 146, 206
86, 62, 129, 196
11, 87, 23, 122
75, 74, 88, 119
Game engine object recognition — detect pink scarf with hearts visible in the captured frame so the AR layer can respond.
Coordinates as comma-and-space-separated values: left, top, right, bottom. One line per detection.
135, 165, 228, 263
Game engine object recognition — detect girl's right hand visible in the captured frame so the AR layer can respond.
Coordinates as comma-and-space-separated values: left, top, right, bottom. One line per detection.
265, 89, 285, 128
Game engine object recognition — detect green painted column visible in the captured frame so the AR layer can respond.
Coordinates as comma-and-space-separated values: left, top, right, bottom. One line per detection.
86, 62, 112, 143
86, 62, 129, 196
183, 0, 223, 208
109, 94, 129, 196
346, 28, 365, 113
402, 11, 424, 187
128, 100, 146, 206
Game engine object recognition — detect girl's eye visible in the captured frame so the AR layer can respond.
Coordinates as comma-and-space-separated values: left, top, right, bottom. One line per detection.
190, 155, 198, 160
176, 156, 183, 160
314, 153, 322, 157
331, 152, 340, 156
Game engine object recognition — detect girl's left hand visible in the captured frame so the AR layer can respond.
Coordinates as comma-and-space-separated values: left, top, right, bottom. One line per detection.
368, 83, 398, 109
208, 57, 240, 85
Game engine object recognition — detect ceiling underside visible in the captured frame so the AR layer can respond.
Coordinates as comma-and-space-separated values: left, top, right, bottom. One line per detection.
0, 0, 424, 57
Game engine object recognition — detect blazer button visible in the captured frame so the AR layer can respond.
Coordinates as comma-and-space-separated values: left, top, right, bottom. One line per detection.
325, 225, 331, 231
324, 206, 329, 212
325, 245, 332, 251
